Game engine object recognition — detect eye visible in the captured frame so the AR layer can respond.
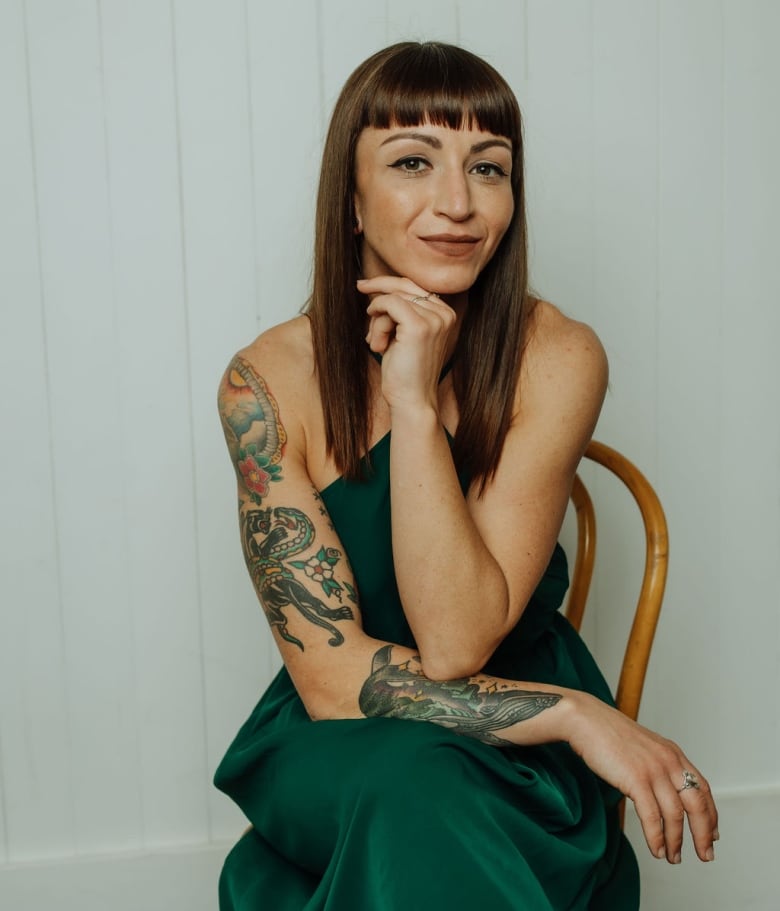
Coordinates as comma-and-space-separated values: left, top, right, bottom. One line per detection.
390, 156, 431, 174
471, 162, 509, 180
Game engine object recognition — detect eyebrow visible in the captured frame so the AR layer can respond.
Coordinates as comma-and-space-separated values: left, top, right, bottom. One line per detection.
379, 131, 512, 155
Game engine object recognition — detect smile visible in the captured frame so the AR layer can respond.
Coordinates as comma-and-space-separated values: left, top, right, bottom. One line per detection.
418, 234, 482, 257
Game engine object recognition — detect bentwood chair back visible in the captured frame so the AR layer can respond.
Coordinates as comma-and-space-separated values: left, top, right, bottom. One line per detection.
565, 441, 669, 723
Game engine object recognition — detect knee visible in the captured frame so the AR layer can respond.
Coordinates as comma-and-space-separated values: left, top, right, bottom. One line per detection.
354, 720, 477, 810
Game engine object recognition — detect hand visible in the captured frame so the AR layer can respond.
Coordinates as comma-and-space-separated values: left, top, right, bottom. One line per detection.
357, 276, 457, 412
565, 692, 718, 864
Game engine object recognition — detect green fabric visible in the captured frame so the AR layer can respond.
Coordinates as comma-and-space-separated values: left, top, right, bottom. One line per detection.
214, 433, 640, 909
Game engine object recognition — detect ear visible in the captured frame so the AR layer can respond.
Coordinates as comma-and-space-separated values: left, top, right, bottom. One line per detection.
353, 196, 363, 235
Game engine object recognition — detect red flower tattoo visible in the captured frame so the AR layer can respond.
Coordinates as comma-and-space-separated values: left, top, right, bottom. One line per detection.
238, 455, 271, 498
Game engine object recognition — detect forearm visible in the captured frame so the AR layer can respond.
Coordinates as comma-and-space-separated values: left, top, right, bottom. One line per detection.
389, 405, 510, 677
360, 642, 573, 747
311, 635, 573, 749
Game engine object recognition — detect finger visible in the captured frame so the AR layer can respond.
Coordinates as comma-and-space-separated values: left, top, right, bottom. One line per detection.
630, 785, 667, 861
366, 294, 454, 336
365, 313, 396, 353
654, 777, 686, 864
679, 771, 717, 862
357, 275, 428, 299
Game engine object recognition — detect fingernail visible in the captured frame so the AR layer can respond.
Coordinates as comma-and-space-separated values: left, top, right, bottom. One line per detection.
713, 828, 720, 841
656, 848, 666, 860
672, 852, 681, 865
706, 847, 715, 862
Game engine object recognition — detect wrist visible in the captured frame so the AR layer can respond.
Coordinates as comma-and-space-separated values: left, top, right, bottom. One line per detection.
555, 689, 598, 753
388, 401, 442, 434
537, 686, 585, 745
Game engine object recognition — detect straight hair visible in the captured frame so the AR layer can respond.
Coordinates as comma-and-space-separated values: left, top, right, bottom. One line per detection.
306, 41, 535, 493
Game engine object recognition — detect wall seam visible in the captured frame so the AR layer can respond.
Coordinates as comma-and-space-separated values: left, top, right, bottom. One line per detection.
315, 0, 326, 138
243, 0, 261, 332
653, 0, 661, 485
94, 0, 147, 849
168, 0, 213, 843
717, 0, 727, 790
19, 0, 78, 861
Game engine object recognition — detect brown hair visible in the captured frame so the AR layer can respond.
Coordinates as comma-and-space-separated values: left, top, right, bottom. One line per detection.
306, 41, 535, 492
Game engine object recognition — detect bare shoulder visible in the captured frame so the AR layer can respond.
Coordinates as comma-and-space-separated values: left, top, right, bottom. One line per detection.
234, 315, 314, 385
524, 300, 607, 384
504, 301, 607, 470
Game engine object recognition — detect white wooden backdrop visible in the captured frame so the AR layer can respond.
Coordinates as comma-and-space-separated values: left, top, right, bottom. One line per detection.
1, 1, 778, 909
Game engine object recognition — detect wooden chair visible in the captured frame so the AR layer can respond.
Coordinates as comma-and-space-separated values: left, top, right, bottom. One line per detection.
565, 441, 669, 723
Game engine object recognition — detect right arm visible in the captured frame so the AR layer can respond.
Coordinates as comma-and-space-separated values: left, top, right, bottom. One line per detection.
218, 344, 718, 865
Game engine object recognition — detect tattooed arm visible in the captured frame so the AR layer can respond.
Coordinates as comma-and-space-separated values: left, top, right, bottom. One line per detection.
217, 333, 566, 734
219, 349, 567, 741
218, 328, 718, 864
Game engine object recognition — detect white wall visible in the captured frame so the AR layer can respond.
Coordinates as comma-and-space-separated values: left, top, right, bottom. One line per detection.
1, 0, 777, 908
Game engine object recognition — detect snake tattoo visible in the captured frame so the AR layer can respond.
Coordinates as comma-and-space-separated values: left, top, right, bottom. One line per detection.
241, 506, 354, 650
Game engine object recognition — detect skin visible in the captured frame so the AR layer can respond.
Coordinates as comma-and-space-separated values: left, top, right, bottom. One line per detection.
218, 121, 719, 868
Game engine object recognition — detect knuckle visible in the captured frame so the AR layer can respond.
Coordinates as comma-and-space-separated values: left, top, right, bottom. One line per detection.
666, 806, 685, 825
658, 743, 680, 765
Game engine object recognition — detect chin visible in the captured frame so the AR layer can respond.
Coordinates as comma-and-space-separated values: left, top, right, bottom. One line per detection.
406, 265, 481, 297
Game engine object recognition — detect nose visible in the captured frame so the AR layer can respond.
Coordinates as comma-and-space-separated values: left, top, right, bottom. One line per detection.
432, 167, 473, 221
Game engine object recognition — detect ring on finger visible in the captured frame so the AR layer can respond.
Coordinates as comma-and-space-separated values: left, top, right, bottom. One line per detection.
410, 293, 432, 305
677, 770, 701, 792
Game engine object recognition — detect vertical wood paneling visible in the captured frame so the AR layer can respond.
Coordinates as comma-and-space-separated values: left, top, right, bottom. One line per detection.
653, 0, 724, 771
0, 0, 75, 862
23, 0, 143, 852
719, 0, 780, 786
98, 0, 210, 845
591, 0, 659, 454
523, 1, 594, 316
171, 0, 272, 839
247, 0, 321, 335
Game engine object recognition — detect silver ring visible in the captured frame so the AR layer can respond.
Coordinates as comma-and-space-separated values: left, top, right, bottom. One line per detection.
678, 770, 700, 792
410, 293, 431, 304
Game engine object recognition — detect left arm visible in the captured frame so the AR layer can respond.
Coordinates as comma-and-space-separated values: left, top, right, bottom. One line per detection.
362, 276, 607, 680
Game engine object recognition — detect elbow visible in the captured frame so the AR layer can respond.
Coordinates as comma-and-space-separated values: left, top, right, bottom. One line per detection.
419, 645, 496, 682
299, 685, 358, 722
417, 614, 508, 683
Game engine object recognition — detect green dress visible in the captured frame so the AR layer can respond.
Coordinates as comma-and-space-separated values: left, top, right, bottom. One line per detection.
214, 432, 640, 910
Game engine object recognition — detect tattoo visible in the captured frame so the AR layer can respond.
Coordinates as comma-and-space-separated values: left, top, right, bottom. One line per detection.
219, 356, 286, 504
241, 505, 354, 650
312, 489, 334, 530
220, 358, 353, 649
359, 645, 561, 746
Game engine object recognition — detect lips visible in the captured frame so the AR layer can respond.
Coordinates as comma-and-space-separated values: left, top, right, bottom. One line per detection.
419, 233, 482, 256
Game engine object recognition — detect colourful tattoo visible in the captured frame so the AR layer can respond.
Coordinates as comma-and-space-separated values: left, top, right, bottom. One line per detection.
359, 645, 561, 746
241, 505, 354, 650
219, 356, 286, 504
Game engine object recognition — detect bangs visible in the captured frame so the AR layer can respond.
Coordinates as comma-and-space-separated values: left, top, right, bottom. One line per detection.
359, 43, 521, 143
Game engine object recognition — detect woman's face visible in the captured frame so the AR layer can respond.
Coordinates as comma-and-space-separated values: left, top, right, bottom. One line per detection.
353, 121, 515, 297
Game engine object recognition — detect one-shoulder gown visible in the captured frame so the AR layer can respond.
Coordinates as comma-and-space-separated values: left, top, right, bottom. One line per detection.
214, 431, 640, 910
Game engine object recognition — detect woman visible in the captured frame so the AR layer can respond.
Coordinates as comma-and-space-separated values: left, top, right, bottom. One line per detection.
214, 42, 717, 910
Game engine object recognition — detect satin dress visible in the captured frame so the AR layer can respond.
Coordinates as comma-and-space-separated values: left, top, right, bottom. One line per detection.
214, 430, 640, 910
